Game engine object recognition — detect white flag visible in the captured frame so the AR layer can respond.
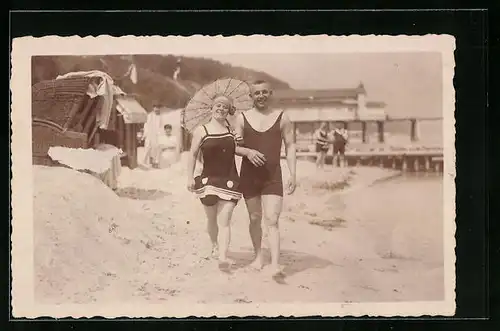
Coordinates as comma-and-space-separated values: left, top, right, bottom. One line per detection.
129, 64, 138, 84
173, 66, 181, 81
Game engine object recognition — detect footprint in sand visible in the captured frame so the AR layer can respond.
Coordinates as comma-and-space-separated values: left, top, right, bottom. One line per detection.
234, 297, 252, 303
218, 261, 233, 274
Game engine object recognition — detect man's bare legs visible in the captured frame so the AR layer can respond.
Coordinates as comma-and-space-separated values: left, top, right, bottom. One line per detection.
203, 204, 218, 258
262, 194, 283, 275
333, 153, 339, 168
245, 194, 283, 275
339, 154, 346, 168
245, 196, 263, 269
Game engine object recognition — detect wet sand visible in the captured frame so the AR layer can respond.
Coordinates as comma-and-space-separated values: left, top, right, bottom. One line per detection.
33, 154, 444, 305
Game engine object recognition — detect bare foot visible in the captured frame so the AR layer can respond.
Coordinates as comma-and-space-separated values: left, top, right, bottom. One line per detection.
248, 255, 264, 271
211, 245, 219, 259
270, 264, 284, 276
270, 265, 286, 283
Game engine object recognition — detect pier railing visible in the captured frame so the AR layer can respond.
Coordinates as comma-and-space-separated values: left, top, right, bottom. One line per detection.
281, 147, 444, 173
281, 116, 444, 172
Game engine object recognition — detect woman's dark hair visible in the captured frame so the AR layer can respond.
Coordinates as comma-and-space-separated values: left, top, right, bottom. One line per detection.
228, 106, 236, 116
164, 124, 172, 130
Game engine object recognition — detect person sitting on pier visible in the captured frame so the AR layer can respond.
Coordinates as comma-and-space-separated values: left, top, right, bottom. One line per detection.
332, 127, 348, 167
314, 122, 330, 169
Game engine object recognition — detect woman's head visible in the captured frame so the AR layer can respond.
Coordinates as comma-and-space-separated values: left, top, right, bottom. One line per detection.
164, 124, 172, 136
211, 95, 236, 121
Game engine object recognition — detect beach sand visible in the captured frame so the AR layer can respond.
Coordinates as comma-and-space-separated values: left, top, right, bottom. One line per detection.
33, 153, 444, 306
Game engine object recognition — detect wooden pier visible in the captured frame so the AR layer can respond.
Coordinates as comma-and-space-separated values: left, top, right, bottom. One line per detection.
290, 116, 443, 145
284, 115, 444, 173
283, 148, 444, 173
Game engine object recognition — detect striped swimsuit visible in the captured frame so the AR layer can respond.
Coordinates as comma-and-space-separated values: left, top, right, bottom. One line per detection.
316, 130, 330, 152
193, 125, 242, 206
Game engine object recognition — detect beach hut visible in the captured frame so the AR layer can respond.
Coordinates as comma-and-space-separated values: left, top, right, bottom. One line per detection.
31, 75, 147, 169
98, 95, 148, 169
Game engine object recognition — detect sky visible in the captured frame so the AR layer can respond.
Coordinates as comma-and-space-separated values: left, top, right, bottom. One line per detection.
200, 53, 443, 118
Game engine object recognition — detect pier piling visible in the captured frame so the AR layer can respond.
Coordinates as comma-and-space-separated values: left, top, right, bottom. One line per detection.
402, 157, 408, 172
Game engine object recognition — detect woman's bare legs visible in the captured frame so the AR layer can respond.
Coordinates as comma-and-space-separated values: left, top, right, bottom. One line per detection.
315, 151, 323, 168
216, 200, 237, 265
203, 204, 219, 258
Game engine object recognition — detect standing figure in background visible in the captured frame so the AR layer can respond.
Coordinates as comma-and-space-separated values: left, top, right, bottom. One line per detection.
332, 127, 349, 167
314, 122, 330, 169
158, 124, 180, 167
142, 104, 163, 168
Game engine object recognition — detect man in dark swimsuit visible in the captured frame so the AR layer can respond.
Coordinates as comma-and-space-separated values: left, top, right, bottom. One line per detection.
234, 80, 297, 276
332, 127, 348, 167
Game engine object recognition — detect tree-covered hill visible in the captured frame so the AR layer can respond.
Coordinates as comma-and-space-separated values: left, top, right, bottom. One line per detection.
31, 55, 291, 110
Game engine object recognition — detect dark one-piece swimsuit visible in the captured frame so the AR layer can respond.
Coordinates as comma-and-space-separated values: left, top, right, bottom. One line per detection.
193, 125, 242, 206
315, 130, 330, 152
239, 111, 284, 199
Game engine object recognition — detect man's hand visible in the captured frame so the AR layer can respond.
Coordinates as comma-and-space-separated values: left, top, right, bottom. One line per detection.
245, 149, 266, 167
285, 176, 296, 195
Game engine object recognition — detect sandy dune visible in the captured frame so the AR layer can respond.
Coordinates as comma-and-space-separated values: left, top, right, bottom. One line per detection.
33, 155, 444, 306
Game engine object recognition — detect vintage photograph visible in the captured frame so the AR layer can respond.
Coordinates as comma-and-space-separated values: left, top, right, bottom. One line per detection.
11, 35, 456, 317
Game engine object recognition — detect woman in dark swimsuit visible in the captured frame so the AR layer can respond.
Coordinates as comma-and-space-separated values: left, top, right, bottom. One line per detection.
314, 122, 330, 169
186, 95, 242, 269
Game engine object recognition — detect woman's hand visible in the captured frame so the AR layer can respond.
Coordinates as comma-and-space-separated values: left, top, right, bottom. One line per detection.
245, 149, 266, 167
187, 177, 195, 192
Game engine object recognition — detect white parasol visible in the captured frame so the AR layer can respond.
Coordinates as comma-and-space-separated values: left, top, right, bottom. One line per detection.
181, 78, 253, 133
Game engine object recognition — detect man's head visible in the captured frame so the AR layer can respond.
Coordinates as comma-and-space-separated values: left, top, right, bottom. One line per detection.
320, 122, 328, 130
249, 80, 272, 110
164, 124, 172, 136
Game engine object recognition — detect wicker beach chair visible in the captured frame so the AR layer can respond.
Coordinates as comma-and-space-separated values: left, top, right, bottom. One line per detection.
32, 77, 103, 166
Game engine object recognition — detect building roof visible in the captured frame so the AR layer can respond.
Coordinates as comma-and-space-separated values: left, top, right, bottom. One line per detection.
273, 82, 367, 102
366, 101, 387, 108
271, 83, 388, 108
115, 95, 148, 124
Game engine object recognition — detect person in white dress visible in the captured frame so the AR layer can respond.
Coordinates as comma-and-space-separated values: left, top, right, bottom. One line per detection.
158, 124, 179, 167
141, 105, 163, 168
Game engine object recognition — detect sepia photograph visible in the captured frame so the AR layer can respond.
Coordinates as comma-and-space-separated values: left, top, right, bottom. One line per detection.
11, 35, 456, 318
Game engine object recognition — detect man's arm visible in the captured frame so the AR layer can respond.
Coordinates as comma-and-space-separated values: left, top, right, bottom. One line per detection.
281, 112, 296, 180
313, 129, 321, 141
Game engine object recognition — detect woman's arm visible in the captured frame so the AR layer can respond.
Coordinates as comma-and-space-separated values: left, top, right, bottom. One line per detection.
233, 113, 266, 166
232, 114, 247, 157
186, 127, 204, 189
